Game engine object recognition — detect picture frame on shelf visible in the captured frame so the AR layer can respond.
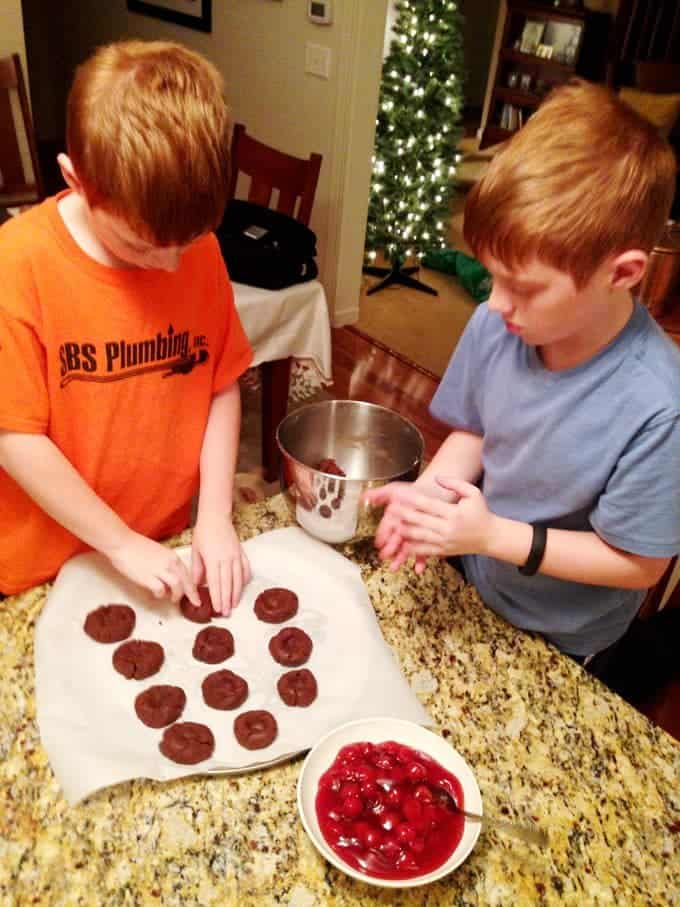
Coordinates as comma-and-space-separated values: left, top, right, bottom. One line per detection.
543, 21, 583, 64
519, 20, 545, 55
127, 0, 212, 33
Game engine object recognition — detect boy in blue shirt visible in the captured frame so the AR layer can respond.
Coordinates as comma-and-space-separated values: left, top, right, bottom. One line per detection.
365, 80, 680, 665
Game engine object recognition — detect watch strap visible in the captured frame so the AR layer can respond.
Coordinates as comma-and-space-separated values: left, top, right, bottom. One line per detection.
518, 523, 547, 576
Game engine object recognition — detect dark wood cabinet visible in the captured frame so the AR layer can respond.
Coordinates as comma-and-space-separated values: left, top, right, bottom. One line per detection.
480, 1, 611, 149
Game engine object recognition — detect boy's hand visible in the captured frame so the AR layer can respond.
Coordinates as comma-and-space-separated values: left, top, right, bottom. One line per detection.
191, 512, 252, 616
363, 482, 427, 573
105, 531, 199, 605
380, 477, 495, 562
364, 479, 460, 573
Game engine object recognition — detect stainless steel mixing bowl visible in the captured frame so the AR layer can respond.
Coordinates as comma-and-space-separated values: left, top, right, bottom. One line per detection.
277, 400, 424, 543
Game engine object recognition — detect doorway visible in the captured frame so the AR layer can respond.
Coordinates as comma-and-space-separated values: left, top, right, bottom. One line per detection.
355, 0, 500, 378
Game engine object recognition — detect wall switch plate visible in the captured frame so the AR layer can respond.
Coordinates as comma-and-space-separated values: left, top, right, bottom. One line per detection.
305, 42, 332, 79
308, 0, 332, 24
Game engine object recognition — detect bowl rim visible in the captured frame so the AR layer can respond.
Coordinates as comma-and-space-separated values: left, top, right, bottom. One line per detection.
296, 716, 482, 889
276, 399, 425, 481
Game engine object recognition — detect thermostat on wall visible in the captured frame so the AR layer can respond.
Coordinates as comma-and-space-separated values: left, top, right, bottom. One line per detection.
308, 0, 332, 25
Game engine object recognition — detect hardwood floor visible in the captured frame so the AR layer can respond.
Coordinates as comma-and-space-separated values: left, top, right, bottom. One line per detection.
331, 325, 450, 462
330, 325, 680, 743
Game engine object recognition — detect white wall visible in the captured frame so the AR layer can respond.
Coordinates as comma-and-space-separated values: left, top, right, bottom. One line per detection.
1, 0, 28, 74
21, 0, 389, 322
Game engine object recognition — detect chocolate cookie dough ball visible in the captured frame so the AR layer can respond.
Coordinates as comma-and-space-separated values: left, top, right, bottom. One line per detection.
202, 669, 249, 710
234, 710, 278, 750
254, 587, 299, 624
84, 604, 135, 643
180, 587, 216, 624
192, 626, 234, 664
113, 640, 164, 680
277, 669, 318, 707
159, 722, 215, 765
134, 685, 186, 728
317, 458, 346, 477
268, 627, 313, 667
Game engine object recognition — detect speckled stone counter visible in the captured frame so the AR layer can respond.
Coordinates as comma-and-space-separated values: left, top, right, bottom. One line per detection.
1, 495, 678, 906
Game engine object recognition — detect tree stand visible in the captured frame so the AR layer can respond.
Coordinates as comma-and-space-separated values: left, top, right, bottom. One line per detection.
363, 263, 438, 297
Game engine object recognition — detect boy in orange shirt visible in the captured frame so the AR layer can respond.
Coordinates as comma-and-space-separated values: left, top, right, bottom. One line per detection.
0, 41, 253, 614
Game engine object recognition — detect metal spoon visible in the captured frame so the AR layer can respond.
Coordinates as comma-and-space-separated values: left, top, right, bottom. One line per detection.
433, 786, 549, 848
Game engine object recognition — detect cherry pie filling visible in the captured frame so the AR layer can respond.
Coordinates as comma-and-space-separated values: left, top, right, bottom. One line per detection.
315, 740, 465, 880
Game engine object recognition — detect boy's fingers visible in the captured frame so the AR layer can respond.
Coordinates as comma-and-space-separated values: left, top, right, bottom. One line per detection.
389, 503, 447, 533
435, 476, 474, 500
400, 523, 440, 543
388, 548, 410, 571
226, 559, 239, 616
241, 551, 252, 588
379, 531, 404, 559
230, 558, 244, 612
158, 568, 183, 603
363, 485, 397, 507
191, 550, 205, 587
414, 556, 428, 575
399, 489, 459, 518
176, 560, 199, 606
206, 566, 222, 616
402, 542, 440, 557
218, 561, 232, 617
375, 517, 396, 548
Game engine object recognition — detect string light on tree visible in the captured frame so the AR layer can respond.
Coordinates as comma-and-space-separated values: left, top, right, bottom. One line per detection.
364, 0, 464, 296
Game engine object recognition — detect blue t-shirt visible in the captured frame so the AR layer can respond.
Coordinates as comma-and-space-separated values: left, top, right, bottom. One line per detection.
431, 301, 680, 655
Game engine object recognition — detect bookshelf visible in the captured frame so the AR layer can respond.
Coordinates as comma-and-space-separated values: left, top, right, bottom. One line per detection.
479, 1, 611, 149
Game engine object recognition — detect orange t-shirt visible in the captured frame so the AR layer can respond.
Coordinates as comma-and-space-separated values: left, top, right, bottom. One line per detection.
0, 194, 253, 594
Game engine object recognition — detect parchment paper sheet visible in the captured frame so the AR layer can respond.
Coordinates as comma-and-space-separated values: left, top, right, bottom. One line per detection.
35, 527, 431, 804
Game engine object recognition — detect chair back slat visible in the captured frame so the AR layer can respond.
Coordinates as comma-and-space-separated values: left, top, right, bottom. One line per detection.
0, 89, 25, 189
0, 54, 43, 205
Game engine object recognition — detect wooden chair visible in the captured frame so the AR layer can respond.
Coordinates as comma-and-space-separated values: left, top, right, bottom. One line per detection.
227, 123, 322, 227
227, 123, 323, 481
0, 54, 43, 207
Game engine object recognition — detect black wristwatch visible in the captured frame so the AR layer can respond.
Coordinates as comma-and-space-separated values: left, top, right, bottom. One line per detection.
518, 524, 547, 576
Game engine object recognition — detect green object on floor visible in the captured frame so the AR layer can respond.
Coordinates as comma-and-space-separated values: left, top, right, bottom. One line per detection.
422, 248, 492, 303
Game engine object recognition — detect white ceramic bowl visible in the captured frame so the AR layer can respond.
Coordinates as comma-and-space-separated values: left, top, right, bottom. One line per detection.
297, 717, 482, 888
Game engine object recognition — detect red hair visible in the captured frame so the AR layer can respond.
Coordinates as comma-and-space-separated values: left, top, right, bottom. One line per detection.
66, 40, 230, 245
465, 79, 677, 286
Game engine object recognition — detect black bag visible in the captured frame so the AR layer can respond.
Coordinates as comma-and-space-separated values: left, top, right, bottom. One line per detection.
215, 199, 318, 290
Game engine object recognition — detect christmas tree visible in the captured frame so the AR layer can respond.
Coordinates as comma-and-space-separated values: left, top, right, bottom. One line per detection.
364, 0, 465, 296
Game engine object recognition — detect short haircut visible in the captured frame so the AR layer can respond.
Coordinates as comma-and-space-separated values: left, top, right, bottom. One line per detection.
66, 40, 230, 245
464, 79, 677, 286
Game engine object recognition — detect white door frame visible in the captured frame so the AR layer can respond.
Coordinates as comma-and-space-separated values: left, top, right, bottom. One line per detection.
324, 0, 388, 325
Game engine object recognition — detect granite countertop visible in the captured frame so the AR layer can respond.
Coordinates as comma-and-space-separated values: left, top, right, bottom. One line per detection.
1, 495, 678, 906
